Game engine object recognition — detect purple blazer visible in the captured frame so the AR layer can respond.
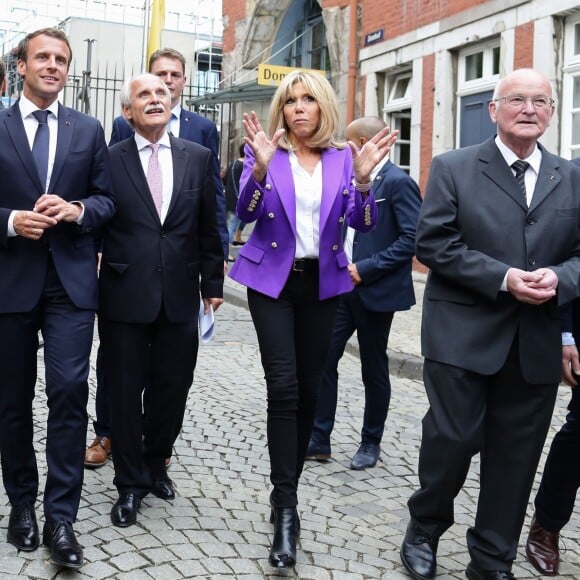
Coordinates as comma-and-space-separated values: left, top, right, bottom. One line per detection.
228, 146, 377, 300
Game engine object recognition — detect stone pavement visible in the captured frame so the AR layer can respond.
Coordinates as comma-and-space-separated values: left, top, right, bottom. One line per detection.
0, 274, 577, 579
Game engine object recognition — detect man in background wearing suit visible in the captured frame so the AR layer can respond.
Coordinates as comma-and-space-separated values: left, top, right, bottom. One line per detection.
0, 28, 115, 568
400, 68, 580, 580
85, 47, 229, 469
99, 74, 223, 527
524, 158, 580, 575
306, 116, 421, 469
0, 58, 6, 110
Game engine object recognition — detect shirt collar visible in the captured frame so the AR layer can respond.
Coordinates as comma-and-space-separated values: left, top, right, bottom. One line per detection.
19, 94, 59, 120
171, 105, 181, 120
495, 135, 542, 175
134, 130, 171, 152
371, 156, 389, 181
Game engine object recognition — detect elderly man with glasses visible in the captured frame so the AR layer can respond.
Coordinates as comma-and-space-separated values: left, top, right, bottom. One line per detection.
400, 68, 580, 580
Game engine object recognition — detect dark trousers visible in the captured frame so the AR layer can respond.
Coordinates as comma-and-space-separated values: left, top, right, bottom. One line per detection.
0, 260, 94, 523
247, 271, 339, 508
93, 342, 111, 437
534, 387, 580, 532
100, 310, 198, 497
311, 291, 393, 446
408, 343, 558, 571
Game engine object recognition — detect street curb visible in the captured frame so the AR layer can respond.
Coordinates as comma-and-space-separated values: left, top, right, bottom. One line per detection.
223, 284, 425, 382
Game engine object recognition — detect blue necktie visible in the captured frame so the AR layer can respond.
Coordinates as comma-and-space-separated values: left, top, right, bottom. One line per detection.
32, 110, 50, 191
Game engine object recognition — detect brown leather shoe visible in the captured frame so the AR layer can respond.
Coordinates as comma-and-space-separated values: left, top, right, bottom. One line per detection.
525, 514, 560, 576
84, 436, 112, 469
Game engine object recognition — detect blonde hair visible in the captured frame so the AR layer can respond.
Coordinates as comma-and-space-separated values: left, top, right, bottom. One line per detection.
267, 71, 345, 150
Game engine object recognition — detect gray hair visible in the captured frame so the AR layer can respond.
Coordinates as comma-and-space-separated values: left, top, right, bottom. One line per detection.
119, 73, 170, 108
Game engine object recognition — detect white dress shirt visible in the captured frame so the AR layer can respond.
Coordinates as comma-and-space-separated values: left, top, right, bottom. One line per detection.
134, 131, 173, 223
289, 149, 322, 259
169, 105, 181, 137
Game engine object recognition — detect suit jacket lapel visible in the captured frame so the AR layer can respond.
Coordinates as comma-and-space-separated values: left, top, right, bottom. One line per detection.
48, 104, 73, 193
479, 138, 528, 212
529, 147, 561, 211
269, 150, 296, 234
167, 135, 188, 218
120, 139, 160, 221
5, 103, 43, 191
179, 110, 195, 141
320, 147, 343, 228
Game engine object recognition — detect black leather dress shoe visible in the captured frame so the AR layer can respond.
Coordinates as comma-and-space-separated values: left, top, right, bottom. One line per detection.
42, 520, 83, 569
111, 492, 141, 527
269, 507, 299, 568
151, 478, 175, 500
350, 442, 381, 470
466, 561, 515, 579
400, 520, 438, 580
7, 504, 39, 551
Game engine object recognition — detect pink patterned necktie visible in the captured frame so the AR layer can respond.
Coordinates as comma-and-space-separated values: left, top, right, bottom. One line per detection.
147, 143, 163, 217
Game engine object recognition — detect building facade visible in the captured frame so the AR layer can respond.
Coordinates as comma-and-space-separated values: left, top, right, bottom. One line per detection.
219, 0, 580, 189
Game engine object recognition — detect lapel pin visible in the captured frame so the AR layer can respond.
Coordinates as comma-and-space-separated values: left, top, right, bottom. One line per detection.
65, 121, 71, 126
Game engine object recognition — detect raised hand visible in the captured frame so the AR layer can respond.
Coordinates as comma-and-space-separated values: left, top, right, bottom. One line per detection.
242, 111, 285, 182
348, 126, 399, 184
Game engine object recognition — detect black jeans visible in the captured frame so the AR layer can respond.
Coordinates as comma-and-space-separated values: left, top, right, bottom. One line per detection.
248, 270, 339, 508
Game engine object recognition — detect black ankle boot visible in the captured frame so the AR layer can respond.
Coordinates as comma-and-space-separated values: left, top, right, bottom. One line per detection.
269, 507, 298, 568
269, 496, 300, 534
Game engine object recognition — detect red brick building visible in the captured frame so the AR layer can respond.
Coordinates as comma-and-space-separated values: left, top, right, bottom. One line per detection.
214, 0, 580, 191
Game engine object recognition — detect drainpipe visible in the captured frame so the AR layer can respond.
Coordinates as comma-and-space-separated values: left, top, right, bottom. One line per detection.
347, 0, 358, 124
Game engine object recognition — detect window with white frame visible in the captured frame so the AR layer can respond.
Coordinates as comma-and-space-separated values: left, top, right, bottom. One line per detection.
383, 71, 412, 173
457, 41, 500, 92
456, 40, 500, 147
561, 14, 580, 159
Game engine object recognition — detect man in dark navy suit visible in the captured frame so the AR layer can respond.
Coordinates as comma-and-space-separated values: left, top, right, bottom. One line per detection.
306, 116, 421, 469
524, 157, 580, 576
85, 47, 228, 469
0, 58, 6, 110
0, 28, 115, 568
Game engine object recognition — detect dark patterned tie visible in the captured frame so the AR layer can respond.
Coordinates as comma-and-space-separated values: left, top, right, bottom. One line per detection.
511, 159, 529, 202
32, 110, 50, 191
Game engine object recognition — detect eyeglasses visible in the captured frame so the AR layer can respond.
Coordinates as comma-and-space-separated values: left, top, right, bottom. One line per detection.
493, 94, 554, 110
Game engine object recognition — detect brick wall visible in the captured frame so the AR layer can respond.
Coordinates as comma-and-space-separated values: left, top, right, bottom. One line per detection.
222, 0, 247, 53
361, 0, 490, 41
322, 0, 350, 7
420, 53, 435, 196
514, 21, 535, 70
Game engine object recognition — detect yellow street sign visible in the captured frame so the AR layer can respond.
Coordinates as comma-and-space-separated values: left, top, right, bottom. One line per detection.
257, 64, 326, 87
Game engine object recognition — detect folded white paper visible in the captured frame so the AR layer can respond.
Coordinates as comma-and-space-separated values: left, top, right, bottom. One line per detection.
198, 302, 215, 343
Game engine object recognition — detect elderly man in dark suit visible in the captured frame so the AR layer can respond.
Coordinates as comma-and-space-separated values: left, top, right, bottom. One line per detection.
85, 47, 228, 469
0, 28, 115, 569
400, 69, 580, 580
306, 116, 421, 470
99, 73, 223, 527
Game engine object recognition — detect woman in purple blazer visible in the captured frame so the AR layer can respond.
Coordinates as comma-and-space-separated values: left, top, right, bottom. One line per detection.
229, 71, 397, 569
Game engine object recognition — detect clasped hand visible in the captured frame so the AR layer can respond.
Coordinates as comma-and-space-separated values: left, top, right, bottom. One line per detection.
13, 194, 82, 240
506, 267, 558, 305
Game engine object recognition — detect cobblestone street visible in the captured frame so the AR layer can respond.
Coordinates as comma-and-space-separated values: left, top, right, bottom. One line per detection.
0, 275, 577, 578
